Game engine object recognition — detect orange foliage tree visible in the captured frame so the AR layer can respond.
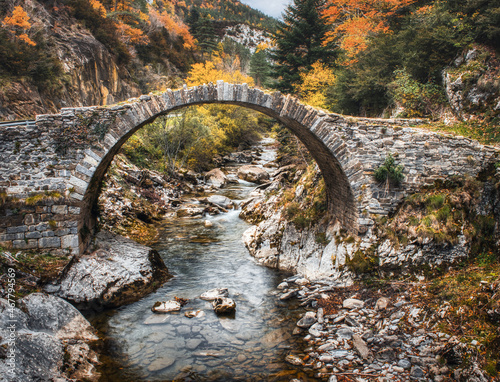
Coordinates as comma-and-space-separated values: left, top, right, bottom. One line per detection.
115, 22, 149, 45
150, 9, 196, 50
2, 5, 36, 46
323, 0, 415, 62
89, 0, 107, 17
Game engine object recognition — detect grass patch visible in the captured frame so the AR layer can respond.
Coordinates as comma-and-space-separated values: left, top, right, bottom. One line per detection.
376, 175, 497, 253
25, 191, 62, 205
421, 120, 500, 145
0, 250, 70, 299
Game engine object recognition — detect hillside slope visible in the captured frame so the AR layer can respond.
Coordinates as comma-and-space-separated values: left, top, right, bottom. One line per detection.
0, 0, 275, 120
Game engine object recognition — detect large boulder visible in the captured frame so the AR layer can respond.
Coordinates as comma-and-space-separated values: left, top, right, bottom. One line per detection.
44, 231, 171, 309
237, 165, 270, 184
0, 294, 100, 382
20, 293, 98, 341
205, 168, 228, 188
205, 195, 233, 209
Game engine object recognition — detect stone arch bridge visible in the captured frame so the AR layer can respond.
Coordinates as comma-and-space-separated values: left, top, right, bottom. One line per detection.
0, 81, 497, 255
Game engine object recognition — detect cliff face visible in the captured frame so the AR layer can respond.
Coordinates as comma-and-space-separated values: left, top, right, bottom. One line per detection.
52, 23, 141, 108
0, 1, 141, 120
443, 45, 500, 122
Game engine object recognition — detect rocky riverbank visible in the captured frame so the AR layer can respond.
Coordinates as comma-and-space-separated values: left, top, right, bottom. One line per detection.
240, 160, 500, 281
238, 140, 500, 380
276, 275, 495, 382
97, 148, 271, 244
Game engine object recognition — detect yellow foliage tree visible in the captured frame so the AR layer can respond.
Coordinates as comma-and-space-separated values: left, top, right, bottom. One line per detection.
89, 0, 106, 17
296, 62, 336, 109
185, 61, 254, 87
2, 6, 35, 46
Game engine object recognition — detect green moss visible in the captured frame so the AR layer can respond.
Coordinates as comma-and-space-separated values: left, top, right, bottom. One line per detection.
422, 216, 432, 227
426, 194, 445, 209
25, 191, 61, 205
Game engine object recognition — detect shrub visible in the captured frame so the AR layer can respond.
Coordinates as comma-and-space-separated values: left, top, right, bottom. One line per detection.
374, 154, 404, 187
426, 194, 446, 210
285, 203, 300, 220
388, 69, 446, 119
346, 250, 378, 274
315, 232, 330, 245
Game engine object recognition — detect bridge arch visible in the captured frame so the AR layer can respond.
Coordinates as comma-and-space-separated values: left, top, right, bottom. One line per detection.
1, 81, 497, 256
74, 81, 362, 251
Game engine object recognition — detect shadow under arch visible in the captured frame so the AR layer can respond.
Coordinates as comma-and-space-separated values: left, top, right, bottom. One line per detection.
77, 82, 360, 251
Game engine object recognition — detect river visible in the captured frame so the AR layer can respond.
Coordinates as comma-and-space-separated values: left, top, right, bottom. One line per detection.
90, 140, 321, 382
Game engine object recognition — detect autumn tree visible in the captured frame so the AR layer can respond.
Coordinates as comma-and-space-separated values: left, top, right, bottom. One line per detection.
185, 60, 254, 87
296, 61, 336, 109
150, 9, 195, 49
443, 0, 500, 50
323, 0, 416, 63
271, 0, 337, 93
2, 5, 36, 46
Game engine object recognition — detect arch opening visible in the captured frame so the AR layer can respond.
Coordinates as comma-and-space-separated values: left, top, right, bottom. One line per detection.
73, 84, 359, 253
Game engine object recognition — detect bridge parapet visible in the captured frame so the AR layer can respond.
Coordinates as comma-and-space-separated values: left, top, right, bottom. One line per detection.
0, 81, 498, 255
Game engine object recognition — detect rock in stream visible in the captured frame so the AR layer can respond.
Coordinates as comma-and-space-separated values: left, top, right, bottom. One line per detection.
45, 231, 171, 310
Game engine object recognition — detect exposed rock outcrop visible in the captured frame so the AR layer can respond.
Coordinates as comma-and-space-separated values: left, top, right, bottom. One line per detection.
44, 231, 171, 310
241, 162, 500, 281
0, 293, 100, 382
0, 9, 141, 120
0, 0, 142, 120
443, 45, 500, 122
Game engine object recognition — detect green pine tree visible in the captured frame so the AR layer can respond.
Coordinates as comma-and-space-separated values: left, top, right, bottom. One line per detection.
192, 15, 218, 57
271, 0, 337, 93
250, 49, 272, 87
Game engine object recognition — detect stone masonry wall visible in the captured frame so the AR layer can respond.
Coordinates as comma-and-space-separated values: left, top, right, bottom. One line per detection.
0, 81, 498, 255
329, 115, 499, 233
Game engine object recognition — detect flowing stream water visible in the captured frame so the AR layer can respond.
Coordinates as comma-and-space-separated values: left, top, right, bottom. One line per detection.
90, 140, 320, 382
